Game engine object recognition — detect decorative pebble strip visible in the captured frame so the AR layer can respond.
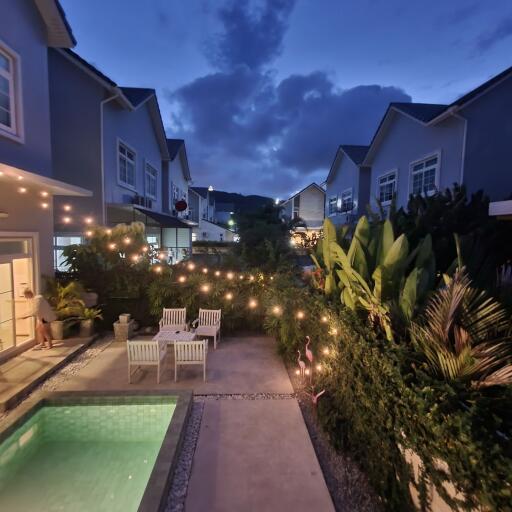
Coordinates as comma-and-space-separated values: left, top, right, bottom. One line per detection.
194, 392, 296, 400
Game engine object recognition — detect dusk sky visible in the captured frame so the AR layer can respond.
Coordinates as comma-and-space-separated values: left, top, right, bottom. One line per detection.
61, 0, 512, 198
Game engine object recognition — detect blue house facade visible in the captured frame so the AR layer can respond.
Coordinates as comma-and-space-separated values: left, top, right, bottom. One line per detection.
0, 0, 90, 359
325, 145, 370, 225
48, 50, 193, 266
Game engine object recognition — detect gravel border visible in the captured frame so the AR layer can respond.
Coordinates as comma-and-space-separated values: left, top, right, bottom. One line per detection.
288, 366, 383, 512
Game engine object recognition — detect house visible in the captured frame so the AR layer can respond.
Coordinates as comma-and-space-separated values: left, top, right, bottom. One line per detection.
281, 183, 325, 245
188, 188, 236, 242
325, 145, 370, 224
362, 65, 512, 213
48, 49, 193, 266
0, 0, 90, 359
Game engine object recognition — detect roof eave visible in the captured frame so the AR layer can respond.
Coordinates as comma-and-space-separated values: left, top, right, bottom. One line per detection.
34, 0, 76, 48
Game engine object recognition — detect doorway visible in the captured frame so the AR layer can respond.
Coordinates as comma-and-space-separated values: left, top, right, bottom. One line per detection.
0, 238, 35, 355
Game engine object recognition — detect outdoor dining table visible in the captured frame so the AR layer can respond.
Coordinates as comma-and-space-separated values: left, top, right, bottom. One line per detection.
152, 329, 197, 346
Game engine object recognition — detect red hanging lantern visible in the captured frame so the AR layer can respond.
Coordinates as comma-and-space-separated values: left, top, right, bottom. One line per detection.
175, 200, 187, 212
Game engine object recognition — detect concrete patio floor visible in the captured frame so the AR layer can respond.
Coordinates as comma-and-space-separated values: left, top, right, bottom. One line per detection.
61, 335, 334, 511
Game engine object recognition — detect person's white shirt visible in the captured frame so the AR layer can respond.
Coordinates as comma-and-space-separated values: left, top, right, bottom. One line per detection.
29, 295, 57, 322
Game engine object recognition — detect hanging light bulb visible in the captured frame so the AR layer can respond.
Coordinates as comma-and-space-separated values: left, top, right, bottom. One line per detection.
322, 347, 330, 355
108, 243, 117, 250
201, 284, 210, 293
18, 187, 27, 194
41, 202, 49, 209
141, 246, 149, 253
248, 298, 257, 308
123, 237, 131, 245
214, 270, 221, 277
296, 310, 305, 320
62, 216, 72, 224
153, 265, 162, 273
202, 268, 208, 274
187, 262, 196, 271
84, 217, 93, 224
40, 191, 49, 198
226, 272, 234, 280
272, 305, 282, 315
63, 204, 72, 212
178, 276, 186, 283
225, 292, 233, 300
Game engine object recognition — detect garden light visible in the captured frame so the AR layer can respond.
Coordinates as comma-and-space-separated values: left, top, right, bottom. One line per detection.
225, 292, 233, 300
178, 276, 186, 283
248, 298, 257, 308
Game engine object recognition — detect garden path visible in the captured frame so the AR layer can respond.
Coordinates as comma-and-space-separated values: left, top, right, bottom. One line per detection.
62, 335, 335, 511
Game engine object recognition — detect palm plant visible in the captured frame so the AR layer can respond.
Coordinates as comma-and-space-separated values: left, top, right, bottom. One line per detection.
45, 280, 85, 321
411, 270, 512, 388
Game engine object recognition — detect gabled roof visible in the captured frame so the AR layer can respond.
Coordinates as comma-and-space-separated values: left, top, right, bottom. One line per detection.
119, 87, 155, 108
391, 102, 448, 123
60, 49, 117, 88
191, 187, 209, 199
166, 139, 191, 181
34, 0, 76, 47
283, 183, 325, 205
326, 145, 369, 184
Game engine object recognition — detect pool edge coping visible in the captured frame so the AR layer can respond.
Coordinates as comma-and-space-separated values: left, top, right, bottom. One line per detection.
0, 389, 193, 512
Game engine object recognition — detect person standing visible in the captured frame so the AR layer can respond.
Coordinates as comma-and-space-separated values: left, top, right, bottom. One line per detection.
22, 288, 56, 349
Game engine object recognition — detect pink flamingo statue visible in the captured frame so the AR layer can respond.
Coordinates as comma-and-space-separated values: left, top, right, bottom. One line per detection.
305, 336, 313, 364
311, 389, 325, 406
297, 350, 306, 378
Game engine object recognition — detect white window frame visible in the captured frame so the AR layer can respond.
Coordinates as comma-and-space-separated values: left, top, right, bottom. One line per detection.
378, 170, 398, 206
328, 196, 337, 216
340, 188, 354, 213
144, 161, 158, 200
409, 151, 440, 197
0, 40, 24, 142
117, 139, 137, 190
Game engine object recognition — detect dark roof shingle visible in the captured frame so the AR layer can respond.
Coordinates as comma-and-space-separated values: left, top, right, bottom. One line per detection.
340, 145, 369, 165
119, 87, 155, 107
391, 102, 448, 122
166, 139, 184, 160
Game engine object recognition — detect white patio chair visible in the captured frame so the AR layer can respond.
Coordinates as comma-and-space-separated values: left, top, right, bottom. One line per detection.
127, 339, 167, 384
192, 308, 221, 349
159, 307, 187, 331
174, 339, 208, 382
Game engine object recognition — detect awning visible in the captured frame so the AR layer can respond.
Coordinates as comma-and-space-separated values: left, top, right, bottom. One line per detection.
134, 207, 193, 228
0, 162, 91, 196
489, 200, 512, 219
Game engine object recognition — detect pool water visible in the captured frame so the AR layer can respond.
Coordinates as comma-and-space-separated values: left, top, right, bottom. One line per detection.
0, 398, 176, 511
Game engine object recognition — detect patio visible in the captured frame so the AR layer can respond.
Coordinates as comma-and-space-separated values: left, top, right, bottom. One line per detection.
57, 335, 334, 511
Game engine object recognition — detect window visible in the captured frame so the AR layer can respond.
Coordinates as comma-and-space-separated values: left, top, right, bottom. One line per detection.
378, 171, 397, 205
118, 142, 136, 188
341, 189, 354, 212
293, 195, 300, 219
53, 236, 82, 271
328, 196, 337, 215
145, 163, 158, 200
0, 44, 20, 137
411, 156, 438, 196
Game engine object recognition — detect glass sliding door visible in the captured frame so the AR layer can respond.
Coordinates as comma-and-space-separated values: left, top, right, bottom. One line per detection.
0, 237, 35, 355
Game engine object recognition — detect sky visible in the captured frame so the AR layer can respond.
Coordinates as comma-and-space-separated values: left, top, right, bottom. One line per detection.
61, 0, 512, 199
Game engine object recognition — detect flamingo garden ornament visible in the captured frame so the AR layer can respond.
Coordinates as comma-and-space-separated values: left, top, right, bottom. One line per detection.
297, 350, 306, 378
311, 389, 326, 406
305, 336, 313, 364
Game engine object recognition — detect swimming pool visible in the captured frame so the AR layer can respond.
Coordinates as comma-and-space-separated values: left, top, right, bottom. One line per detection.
0, 391, 191, 512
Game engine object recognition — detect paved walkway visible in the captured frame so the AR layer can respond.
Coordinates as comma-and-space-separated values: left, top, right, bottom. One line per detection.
62, 335, 335, 511
0, 336, 94, 412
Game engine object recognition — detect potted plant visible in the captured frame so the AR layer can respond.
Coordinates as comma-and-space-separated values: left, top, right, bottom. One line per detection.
45, 280, 85, 340
80, 307, 103, 337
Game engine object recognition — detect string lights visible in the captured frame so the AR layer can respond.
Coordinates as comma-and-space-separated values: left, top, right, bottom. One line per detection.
248, 298, 257, 308
123, 237, 131, 245
214, 270, 221, 277
153, 265, 162, 273
187, 262, 196, 271
63, 216, 72, 224
272, 305, 282, 315
225, 292, 233, 300
18, 187, 27, 193
84, 217, 93, 224
178, 276, 187, 283
226, 272, 234, 280
296, 310, 305, 320
201, 284, 211, 293
108, 243, 117, 250
202, 268, 208, 274
63, 204, 72, 212
41, 202, 49, 209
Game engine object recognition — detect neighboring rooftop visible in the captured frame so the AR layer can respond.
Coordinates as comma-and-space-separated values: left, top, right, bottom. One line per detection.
167, 139, 184, 161
340, 145, 369, 165
62, 49, 117, 87
391, 102, 448, 123
119, 87, 155, 107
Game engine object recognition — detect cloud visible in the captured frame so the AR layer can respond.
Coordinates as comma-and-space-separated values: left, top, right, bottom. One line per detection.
205, 0, 296, 70
165, 0, 411, 196
476, 16, 512, 54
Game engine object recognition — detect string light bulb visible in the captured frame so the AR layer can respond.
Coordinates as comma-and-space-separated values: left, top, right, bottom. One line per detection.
63, 204, 72, 212
108, 243, 117, 250
239, 275, 244, 280
201, 284, 210, 293
202, 268, 208, 274
84, 217, 93, 224
214, 270, 221, 277
16, 175, 23, 181
153, 265, 162, 273
123, 237, 131, 245
248, 298, 257, 309
187, 262, 195, 271
62, 216, 72, 224
322, 347, 330, 355
41, 202, 49, 209
272, 305, 282, 315
295, 369, 300, 376
18, 187, 27, 193
226, 272, 234, 280
105, 228, 112, 235
330, 328, 338, 336
141, 246, 148, 253
296, 310, 305, 320
158, 253, 166, 260
85, 230, 93, 237
40, 191, 49, 198
131, 254, 139, 263
305, 368, 310, 376
316, 364, 322, 372
225, 292, 233, 300
249, 275, 255, 281
321, 316, 328, 323
178, 276, 186, 283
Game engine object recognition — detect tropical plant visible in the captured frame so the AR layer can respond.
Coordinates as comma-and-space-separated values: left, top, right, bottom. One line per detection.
312, 217, 436, 339
411, 270, 512, 388
81, 307, 103, 321
45, 279, 85, 321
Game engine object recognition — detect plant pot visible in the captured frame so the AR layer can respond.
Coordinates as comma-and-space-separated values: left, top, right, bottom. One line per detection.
50, 320, 64, 341
119, 314, 131, 324
79, 319, 94, 338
